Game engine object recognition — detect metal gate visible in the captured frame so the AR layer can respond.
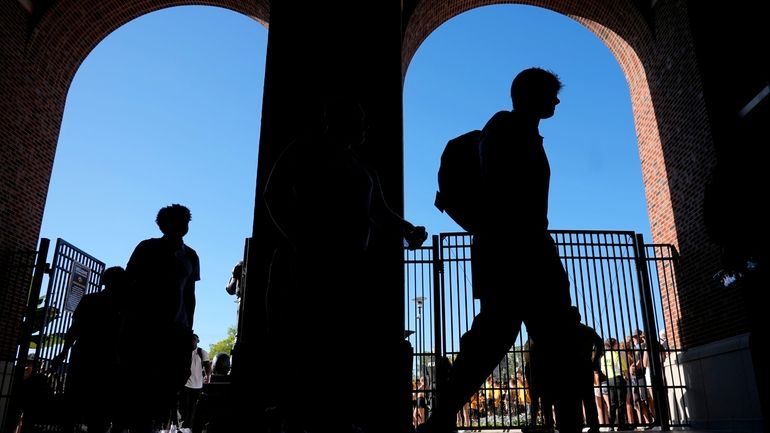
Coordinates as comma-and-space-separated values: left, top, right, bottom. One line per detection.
1, 239, 49, 432
1, 238, 104, 433
404, 230, 688, 430
32, 239, 106, 367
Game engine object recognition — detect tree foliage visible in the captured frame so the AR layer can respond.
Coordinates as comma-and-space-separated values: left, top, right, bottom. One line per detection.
29, 297, 63, 349
208, 326, 236, 357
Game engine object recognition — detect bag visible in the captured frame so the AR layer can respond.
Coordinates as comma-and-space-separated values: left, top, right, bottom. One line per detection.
434, 129, 483, 233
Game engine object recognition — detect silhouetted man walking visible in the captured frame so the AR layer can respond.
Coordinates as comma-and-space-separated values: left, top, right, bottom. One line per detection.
122, 204, 200, 433
421, 67, 577, 433
264, 95, 427, 433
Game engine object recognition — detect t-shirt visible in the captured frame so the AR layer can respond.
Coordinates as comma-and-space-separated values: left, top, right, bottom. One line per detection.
600, 350, 628, 380
126, 237, 200, 328
185, 347, 209, 389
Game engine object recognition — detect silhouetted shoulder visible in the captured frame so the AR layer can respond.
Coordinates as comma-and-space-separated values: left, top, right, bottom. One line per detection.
134, 237, 163, 250
184, 244, 199, 256
480, 111, 518, 148
482, 110, 514, 133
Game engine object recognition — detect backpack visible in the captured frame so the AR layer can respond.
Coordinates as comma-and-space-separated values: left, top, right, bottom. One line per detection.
434, 129, 483, 233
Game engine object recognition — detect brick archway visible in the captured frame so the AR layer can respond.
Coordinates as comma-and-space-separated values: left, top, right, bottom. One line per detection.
2, 0, 268, 254
0, 0, 736, 367
404, 0, 675, 250
402, 1, 725, 346
0, 0, 270, 360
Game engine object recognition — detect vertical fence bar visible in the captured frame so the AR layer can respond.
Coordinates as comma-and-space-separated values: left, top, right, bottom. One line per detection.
406, 230, 683, 430
635, 234, 670, 430
431, 235, 446, 416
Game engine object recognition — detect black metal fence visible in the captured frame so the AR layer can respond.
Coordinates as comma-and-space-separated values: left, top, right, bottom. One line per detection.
32, 239, 106, 367
1, 239, 50, 433
4, 233, 687, 432
1, 239, 104, 433
404, 230, 688, 430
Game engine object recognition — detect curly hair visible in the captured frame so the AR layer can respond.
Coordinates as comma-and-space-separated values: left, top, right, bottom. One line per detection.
155, 204, 191, 231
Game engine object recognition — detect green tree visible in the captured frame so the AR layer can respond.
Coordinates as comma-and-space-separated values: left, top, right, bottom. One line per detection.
29, 296, 64, 349
208, 326, 236, 356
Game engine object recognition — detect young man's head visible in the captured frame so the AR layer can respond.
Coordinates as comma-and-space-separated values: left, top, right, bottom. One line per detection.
156, 204, 191, 239
510, 67, 563, 119
101, 266, 127, 299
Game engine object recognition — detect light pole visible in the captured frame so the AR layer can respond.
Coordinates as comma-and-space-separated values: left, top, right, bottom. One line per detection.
413, 296, 426, 380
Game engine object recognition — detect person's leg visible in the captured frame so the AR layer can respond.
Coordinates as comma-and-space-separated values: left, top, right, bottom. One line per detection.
583, 384, 600, 432
424, 297, 522, 430
178, 387, 191, 427
601, 382, 614, 425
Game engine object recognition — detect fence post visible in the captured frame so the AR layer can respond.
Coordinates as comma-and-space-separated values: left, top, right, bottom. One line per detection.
635, 233, 670, 431
4, 238, 50, 433
430, 234, 448, 414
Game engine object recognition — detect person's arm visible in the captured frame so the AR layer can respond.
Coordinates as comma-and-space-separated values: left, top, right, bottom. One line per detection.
264, 143, 298, 244
592, 332, 605, 368
50, 302, 85, 369
642, 348, 649, 371
202, 349, 212, 383
184, 248, 200, 328
124, 240, 149, 311
368, 168, 427, 250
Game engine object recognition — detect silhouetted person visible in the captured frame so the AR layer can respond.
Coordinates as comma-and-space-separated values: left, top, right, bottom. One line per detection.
225, 260, 243, 297
264, 95, 427, 432
600, 338, 628, 430
568, 306, 604, 433
120, 204, 200, 433
49, 266, 127, 433
210, 352, 231, 379
420, 68, 576, 433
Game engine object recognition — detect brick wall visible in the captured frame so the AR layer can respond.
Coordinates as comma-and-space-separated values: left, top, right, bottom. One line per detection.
1, 2, 45, 360
0, 0, 755, 362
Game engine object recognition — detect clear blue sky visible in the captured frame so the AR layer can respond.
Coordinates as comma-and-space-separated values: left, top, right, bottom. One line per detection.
39, 5, 650, 350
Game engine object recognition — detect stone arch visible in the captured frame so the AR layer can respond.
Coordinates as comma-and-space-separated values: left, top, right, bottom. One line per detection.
403, 1, 669, 245
0, 0, 270, 358
2, 0, 268, 253
26, 1, 269, 85
0, 0, 732, 358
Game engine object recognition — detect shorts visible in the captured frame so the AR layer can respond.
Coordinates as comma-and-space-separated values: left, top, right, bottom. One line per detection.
417, 397, 429, 409
631, 377, 648, 402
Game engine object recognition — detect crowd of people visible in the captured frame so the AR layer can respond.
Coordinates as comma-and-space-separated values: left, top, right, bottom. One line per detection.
412, 327, 672, 432
15, 204, 233, 433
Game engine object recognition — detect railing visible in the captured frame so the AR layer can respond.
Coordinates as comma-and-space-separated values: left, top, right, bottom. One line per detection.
404, 230, 688, 430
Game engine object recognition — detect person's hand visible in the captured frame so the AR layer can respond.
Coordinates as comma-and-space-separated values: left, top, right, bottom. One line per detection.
405, 226, 428, 250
